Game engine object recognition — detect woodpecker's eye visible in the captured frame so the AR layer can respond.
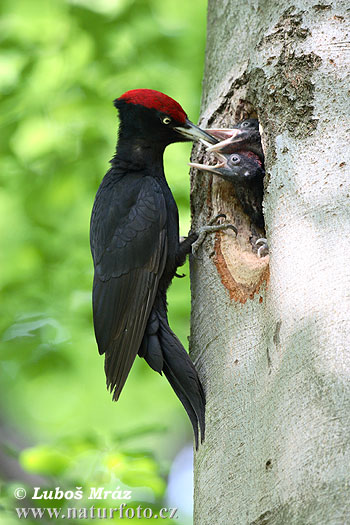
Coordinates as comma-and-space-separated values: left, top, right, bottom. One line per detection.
162, 117, 172, 125
229, 155, 241, 165
241, 121, 250, 128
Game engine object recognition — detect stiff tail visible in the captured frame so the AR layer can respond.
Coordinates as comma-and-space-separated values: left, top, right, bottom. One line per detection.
139, 310, 206, 449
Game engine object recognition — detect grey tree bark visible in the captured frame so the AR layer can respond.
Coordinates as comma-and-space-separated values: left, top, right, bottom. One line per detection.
190, 1, 350, 524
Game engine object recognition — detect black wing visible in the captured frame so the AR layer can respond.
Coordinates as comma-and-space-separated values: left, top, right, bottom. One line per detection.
90, 172, 167, 400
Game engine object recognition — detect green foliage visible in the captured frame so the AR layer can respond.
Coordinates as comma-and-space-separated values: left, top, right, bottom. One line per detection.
0, 0, 206, 522
1, 429, 177, 524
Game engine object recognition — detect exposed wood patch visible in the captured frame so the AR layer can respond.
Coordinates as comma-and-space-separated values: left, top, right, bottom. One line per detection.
207, 173, 270, 302
213, 231, 269, 303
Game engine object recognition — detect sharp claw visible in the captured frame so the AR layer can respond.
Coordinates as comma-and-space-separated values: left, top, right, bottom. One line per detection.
191, 215, 237, 256
255, 238, 269, 258
209, 213, 226, 224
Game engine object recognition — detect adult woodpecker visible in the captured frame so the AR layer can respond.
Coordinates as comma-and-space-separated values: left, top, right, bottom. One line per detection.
90, 89, 219, 448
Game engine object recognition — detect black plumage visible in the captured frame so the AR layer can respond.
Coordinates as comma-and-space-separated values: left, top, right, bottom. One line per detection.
207, 119, 264, 163
90, 89, 215, 447
191, 119, 265, 230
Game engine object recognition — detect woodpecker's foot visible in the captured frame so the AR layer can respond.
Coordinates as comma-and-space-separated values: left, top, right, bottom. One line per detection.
256, 238, 269, 258
192, 214, 237, 256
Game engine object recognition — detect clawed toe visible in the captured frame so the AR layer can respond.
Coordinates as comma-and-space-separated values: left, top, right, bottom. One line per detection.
209, 213, 226, 225
256, 237, 269, 258
191, 215, 237, 256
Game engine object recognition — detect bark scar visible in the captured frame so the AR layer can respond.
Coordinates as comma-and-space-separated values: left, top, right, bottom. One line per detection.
213, 231, 269, 303
273, 320, 282, 345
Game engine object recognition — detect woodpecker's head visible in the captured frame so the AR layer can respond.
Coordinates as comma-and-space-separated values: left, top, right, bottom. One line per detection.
189, 151, 264, 184
114, 89, 217, 148
234, 119, 259, 131
205, 118, 263, 162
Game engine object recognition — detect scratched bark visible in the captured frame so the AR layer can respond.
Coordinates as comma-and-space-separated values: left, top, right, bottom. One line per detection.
190, 1, 350, 524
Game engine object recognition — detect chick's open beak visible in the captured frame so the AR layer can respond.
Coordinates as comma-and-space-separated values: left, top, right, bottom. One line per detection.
189, 151, 228, 176
205, 129, 243, 153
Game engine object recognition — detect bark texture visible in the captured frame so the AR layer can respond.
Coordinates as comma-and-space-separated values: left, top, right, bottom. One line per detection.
190, 1, 350, 523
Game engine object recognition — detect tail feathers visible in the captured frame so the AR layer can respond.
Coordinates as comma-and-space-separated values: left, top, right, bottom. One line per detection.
143, 334, 163, 373
159, 318, 205, 449
138, 311, 163, 373
140, 310, 205, 449
162, 360, 203, 449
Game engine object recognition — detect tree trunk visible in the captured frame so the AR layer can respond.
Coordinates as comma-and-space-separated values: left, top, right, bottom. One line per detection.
190, 1, 350, 523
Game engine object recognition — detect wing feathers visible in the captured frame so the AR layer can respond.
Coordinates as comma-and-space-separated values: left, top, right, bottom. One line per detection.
90, 173, 167, 400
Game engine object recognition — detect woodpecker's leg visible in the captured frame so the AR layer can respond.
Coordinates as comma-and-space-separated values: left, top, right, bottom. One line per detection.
256, 237, 269, 258
175, 231, 199, 275
175, 214, 237, 269
191, 214, 237, 257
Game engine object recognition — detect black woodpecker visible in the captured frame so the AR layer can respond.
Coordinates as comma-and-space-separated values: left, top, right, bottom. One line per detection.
190, 119, 265, 232
190, 150, 265, 230
90, 89, 218, 448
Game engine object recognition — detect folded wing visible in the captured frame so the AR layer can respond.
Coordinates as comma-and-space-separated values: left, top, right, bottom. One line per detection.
90, 173, 167, 400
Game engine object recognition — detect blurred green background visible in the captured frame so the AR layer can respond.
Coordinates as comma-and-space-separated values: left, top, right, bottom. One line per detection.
0, 0, 207, 523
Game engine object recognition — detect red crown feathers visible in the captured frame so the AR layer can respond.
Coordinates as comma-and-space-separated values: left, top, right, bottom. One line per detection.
117, 89, 187, 124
